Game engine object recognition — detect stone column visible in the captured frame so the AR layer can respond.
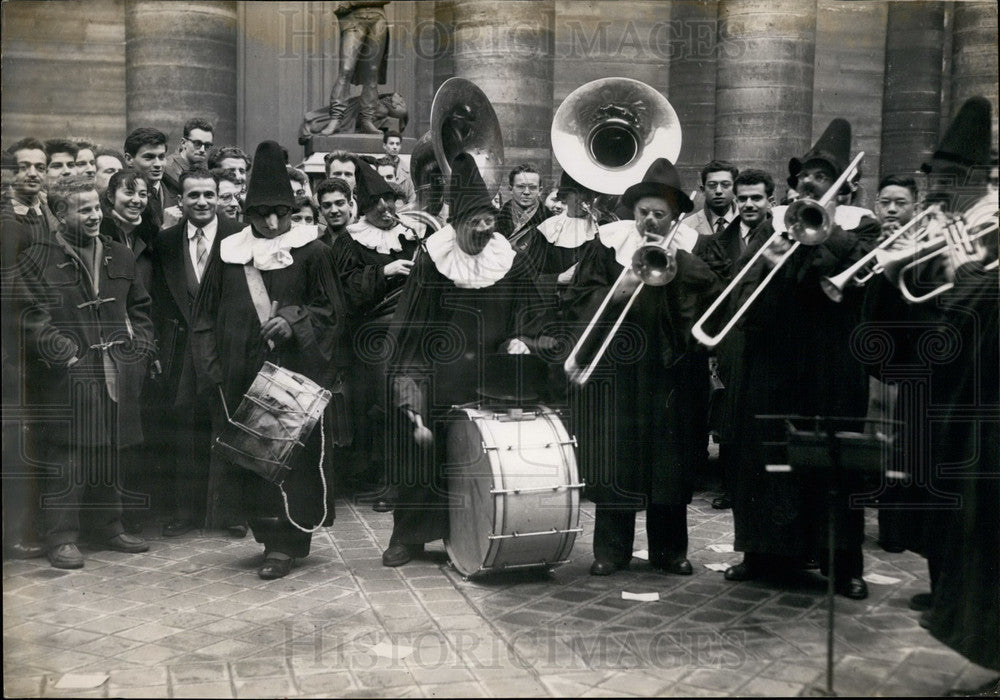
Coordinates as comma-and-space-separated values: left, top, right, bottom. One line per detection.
451, 0, 555, 174
125, 1, 238, 147
950, 2, 999, 138
881, 2, 945, 178
715, 0, 817, 184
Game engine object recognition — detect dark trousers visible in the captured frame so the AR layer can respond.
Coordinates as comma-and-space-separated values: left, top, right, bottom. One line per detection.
593, 503, 688, 566
168, 402, 213, 524
250, 516, 313, 558
41, 440, 124, 547
2, 421, 42, 548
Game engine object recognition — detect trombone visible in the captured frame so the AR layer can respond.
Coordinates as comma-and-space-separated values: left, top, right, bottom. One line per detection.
820, 208, 937, 302
564, 195, 696, 386
691, 151, 865, 348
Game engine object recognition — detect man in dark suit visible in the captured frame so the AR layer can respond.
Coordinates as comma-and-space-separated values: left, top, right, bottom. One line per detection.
124, 127, 173, 230
150, 168, 244, 537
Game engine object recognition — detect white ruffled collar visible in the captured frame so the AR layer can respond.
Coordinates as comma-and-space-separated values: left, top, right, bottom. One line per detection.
537, 214, 598, 249
425, 225, 516, 289
598, 219, 698, 268
347, 219, 421, 255
220, 224, 319, 270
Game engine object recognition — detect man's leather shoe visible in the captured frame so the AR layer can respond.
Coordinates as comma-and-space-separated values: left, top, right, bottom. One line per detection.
724, 561, 756, 581
5, 542, 46, 560
908, 592, 933, 611
711, 495, 732, 510
382, 543, 423, 567
258, 556, 294, 580
662, 557, 693, 576
122, 517, 144, 535
162, 520, 194, 538
372, 500, 393, 513
228, 524, 248, 538
589, 559, 626, 576
837, 577, 868, 600
104, 533, 149, 554
47, 543, 84, 569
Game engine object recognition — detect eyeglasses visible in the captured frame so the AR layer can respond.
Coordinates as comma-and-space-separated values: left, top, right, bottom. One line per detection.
218, 193, 238, 203
186, 138, 214, 151
249, 205, 291, 218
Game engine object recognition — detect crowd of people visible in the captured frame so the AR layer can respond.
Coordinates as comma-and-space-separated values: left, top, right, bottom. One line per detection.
1, 94, 996, 681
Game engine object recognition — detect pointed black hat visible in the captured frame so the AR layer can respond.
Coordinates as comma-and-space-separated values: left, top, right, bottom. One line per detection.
243, 141, 294, 210
450, 153, 495, 223
621, 158, 693, 213
354, 158, 395, 214
789, 118, 852, 179
921, 96, 993, 173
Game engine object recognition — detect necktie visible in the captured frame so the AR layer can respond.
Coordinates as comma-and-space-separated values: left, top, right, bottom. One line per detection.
194, 228, 207, 280
715, 217, 727, 236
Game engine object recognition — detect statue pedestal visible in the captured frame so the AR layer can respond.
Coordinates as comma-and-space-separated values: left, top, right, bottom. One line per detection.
299, 135, 419, 176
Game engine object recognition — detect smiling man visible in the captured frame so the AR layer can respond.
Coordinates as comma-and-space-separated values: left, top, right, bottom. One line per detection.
192, 141, 347, 580
17, 175, 154, 568
5, 138, 51, 252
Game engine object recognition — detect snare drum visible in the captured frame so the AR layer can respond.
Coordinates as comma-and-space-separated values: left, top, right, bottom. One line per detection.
444, 405, 582, 577
215, 362, 331, 485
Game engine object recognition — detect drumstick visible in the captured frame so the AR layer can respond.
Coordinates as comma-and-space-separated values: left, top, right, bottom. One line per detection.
265, 301, 279, 350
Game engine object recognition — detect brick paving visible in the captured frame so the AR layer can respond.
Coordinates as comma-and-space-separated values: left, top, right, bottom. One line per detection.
4, 488, 997, 698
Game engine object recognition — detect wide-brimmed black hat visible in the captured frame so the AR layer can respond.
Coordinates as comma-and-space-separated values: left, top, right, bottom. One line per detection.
621, 158, 693, 213
450, 152, 496, 224
477, 353, 547, 402
244, 141, 294, 210
354, 158, 395, 215
921, 96, 993, 173
789, 118, 852, 179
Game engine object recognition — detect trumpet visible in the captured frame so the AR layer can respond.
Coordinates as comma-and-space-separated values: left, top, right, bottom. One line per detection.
820, 208, 938, 302
896, 213, 998, 303
564, 198, 696, 386
691, 152, 865, 348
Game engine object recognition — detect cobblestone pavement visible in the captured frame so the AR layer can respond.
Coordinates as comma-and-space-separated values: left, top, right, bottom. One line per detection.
4, 488, 997, 698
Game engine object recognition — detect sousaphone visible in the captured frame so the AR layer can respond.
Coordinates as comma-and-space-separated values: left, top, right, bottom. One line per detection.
551, 77, 682, 195
410, 77, 505, 215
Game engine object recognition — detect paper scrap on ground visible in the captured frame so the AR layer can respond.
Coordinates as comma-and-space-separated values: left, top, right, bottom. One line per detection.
622, 591, 660, 602
54, 674, 108, 690
632, 549, 649, 560
370, 640, 414, 660
864, 573, 902, 585
707, 543, 734, 553
704, 563, 732, 572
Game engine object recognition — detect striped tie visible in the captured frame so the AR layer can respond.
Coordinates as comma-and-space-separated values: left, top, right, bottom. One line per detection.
194, 228, 207, 281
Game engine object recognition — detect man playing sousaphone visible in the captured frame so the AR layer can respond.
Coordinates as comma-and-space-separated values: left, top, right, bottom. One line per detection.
721, 119, 881, 599
563, 158, 724, 578
191, 141, 351, 580
380, 153, 554, 568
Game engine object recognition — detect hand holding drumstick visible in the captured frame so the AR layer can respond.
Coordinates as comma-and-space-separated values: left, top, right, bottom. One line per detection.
260, 301, 293, 348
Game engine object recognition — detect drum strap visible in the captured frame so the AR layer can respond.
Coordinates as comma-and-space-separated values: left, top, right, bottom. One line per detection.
244, 264, 277, 350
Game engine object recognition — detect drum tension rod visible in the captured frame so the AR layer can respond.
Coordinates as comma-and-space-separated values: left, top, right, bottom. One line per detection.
488, 527, 584, 540
490, 483, 585, 495
481, 439, 578, 452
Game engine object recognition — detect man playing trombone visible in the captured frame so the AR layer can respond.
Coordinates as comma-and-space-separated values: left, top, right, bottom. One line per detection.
563, 158, 724, 577
716, 119, 881, 599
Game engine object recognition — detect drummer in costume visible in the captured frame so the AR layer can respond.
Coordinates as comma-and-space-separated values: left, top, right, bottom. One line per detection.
191, 141, 349, 580
722, 119, 880, 599
563, 158, 723, 577
340, 160, 426, 498
381, 153, 553, 567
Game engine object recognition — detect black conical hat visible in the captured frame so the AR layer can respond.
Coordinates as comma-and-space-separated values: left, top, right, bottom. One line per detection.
450, 153, 495, 223
789, 118, 852, 178
921, 96, 993, 173
354, 158, 395, 214
244, 141, 294, 210
621, 158, 693, 213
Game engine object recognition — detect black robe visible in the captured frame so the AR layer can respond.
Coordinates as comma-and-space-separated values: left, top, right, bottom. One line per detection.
191, 237, 347, 529
726, 215, 881, 558
562, 233, 723, 509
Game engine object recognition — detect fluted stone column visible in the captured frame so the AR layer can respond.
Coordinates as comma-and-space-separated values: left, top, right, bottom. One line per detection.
715, 0, 817, 182
881, 2, 945, 177
451, 0, 555, 174
950, 2, 998, 138
125, 1, 238, 147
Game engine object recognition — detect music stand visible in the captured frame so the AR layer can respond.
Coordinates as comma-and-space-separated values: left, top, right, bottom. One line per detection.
757, 414, 904, 697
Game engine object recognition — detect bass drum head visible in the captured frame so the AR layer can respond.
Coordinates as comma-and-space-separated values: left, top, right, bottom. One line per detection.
443, 411, 495, 577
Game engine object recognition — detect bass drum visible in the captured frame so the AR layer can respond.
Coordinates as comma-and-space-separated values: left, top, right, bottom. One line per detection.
444, 405, 582, 577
